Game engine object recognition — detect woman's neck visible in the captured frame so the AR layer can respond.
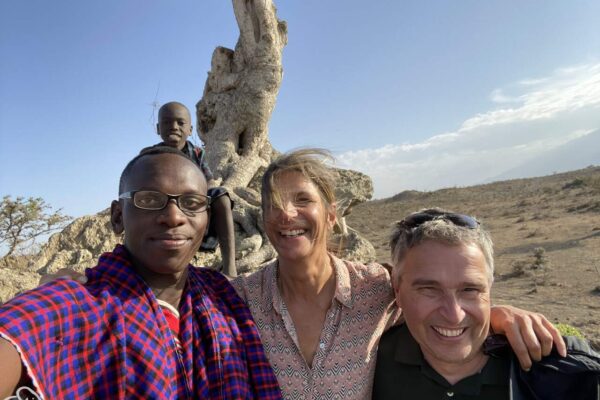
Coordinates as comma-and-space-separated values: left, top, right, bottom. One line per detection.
277, 251, 335, 301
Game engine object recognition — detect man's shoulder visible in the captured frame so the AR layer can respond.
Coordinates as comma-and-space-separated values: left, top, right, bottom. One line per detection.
378, 323, 408, 355
1, 279, 87, 311
231, 260, 275, 302
539, 335, 600, 371
563, 335, 599, 356
187, 265, 248, 304
140, 142, 164, 154
337, 257, 394, 304
509, 335, 600, 400
0, 278, 94, 338
188, 264, 230, 285
338, 257, 391, 284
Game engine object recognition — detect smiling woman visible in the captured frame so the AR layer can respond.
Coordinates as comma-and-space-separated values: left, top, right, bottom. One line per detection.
231, 148, 569, 399
232, 148, 398, 399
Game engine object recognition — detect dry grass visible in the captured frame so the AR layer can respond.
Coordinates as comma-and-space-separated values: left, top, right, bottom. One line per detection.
348, 166, 600, 347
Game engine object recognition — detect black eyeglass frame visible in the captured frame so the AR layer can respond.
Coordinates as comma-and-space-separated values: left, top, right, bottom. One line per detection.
119, 190, 211, 214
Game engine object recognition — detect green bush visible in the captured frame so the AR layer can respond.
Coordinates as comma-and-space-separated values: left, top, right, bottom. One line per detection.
554, 323, 584, 338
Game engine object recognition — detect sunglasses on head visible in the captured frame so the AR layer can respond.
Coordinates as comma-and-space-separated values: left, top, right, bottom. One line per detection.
399, 211, 480, 230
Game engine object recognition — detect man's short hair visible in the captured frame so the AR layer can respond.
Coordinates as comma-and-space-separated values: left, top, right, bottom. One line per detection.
118, 146, 198, 194
390, 208, 495, 284
158, 101, 190, 117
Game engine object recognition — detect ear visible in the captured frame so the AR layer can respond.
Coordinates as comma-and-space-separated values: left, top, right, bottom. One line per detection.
392, 272, 403, 308
110, 200, 124, 234
327, 202, 337, 230
156, 122, 160, 136
394, 282, 403, 309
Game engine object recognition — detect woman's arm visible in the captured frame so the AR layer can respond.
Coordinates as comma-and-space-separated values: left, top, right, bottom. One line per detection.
490, 305, 567, 370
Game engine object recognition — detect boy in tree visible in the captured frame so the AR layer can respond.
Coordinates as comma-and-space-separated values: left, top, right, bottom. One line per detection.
148, 101, 236, 277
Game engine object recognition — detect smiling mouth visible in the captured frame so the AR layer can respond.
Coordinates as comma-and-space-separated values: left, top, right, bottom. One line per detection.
152, 234, 190, 249
432, 326, 466, 338
279, 229, 306, 238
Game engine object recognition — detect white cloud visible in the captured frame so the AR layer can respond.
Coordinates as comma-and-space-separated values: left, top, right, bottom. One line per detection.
489, 88, 520, 104
337, 63, 600, 198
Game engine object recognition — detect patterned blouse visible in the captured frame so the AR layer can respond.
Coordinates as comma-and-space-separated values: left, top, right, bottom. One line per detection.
232, 255, 401, 399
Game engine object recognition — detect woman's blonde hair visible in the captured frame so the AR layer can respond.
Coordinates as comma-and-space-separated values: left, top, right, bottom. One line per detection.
261, 148, 338, 210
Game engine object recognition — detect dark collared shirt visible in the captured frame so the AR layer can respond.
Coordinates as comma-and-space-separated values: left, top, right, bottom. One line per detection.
372, 324, 510, 400
143, 141, 215, 181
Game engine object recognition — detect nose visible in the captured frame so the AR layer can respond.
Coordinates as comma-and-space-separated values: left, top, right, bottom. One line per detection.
279, 201, 298, 221
439, 293, 466, 325
157, 199, 186, 226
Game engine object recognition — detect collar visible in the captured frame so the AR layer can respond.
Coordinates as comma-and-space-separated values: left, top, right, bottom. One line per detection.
179, 140, 194, 156
156, 140, 194, 155
266, 254, 354, 315
393, 324, 508, 393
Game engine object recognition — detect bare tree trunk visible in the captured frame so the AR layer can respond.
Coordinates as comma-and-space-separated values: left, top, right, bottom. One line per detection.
196, 0, 287, 272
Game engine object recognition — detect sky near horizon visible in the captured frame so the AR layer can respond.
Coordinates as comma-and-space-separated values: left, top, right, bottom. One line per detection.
1, 0, 600, 221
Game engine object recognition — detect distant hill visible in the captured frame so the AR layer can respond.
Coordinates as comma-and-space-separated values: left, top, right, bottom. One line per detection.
487, 129, 600, 182
348, 165, 600, 346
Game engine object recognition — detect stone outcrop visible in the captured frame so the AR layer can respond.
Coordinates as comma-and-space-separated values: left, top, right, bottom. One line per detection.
0, 0, 376, 300
0, 264, 40, 304
33, 209, 117, 275
197, 0, 287, 189
196, 0, 374, 271
196, 0, 288, 272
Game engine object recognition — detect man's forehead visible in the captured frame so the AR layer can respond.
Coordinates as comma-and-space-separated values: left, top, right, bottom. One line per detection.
403, 242, 488, 274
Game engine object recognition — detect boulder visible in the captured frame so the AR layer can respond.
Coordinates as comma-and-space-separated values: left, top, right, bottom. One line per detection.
0, 0, 378, 298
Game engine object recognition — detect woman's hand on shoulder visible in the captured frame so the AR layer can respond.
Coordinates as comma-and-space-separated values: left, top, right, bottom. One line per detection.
490, 305, 567, 370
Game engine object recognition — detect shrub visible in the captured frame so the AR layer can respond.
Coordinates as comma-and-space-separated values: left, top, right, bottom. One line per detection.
554, 323, 584, 338
562, 178, 585, 190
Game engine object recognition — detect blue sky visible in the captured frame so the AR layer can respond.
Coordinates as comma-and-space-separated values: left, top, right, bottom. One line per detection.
1, 0, 600, 222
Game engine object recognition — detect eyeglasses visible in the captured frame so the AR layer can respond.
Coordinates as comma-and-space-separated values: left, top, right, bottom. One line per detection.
119, 190, 210, 214
398, 211, 480, 230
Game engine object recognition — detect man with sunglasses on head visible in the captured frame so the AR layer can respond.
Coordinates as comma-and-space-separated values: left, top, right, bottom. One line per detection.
372, 208, 600, 399
0, 147, 281, 399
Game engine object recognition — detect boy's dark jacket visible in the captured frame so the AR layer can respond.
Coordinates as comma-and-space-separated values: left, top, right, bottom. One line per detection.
485, 334, 600, 399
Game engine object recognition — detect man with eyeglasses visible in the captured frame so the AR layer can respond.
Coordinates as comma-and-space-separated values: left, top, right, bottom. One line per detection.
0, 147, 281, 399
372, 208, 600, 399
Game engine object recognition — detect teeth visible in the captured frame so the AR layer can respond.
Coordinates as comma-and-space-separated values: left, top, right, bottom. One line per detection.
280, 229, 306, 237
433, 327, 465, 337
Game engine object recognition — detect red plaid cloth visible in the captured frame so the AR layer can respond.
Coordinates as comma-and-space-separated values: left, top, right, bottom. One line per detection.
0, 245, 281, 399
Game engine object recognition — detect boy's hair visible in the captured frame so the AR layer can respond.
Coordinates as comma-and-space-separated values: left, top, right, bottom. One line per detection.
158, 101, 190, 120
118, 146, 197, 194
390, 208, 495, 285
